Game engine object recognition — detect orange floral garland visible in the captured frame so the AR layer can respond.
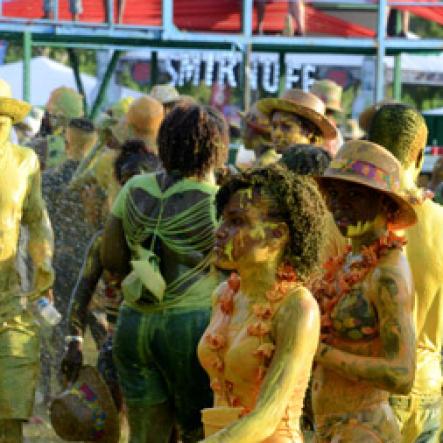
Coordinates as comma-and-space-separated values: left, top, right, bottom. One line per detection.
205, 264, 298, 414
311, 231, 406, 339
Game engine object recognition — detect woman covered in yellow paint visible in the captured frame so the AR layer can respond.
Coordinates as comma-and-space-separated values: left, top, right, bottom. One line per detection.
312, 140, 417, 442
198, 164, 326, 442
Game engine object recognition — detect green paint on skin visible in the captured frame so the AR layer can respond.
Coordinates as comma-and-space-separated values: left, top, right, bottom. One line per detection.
224, 238, 234, 262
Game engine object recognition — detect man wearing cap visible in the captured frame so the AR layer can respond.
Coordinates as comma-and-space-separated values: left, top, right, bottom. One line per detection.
0, 79, 54, 441
150, 84, 182, 114
31, 86, 84, 170
367, 103, 443, 443
240, 102, 280, 167
311, 79, 344, 156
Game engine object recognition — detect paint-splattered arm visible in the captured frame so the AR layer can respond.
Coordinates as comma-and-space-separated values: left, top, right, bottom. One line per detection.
67, 232, 104, 336
101, 215, 131, 276
22, 160, 54, 299
201, 287, 320, 443
316, 267, 415, 395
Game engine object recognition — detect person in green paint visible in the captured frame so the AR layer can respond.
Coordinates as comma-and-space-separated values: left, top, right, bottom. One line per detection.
101, 104, 228, 443
61, 139, 160, 411
0, 79, 54, 443
31, 86, 84, 170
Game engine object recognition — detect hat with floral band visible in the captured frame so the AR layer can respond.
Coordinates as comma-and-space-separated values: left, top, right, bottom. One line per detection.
50, 365, 119, 443
317, 139, 417, 230
257, 89, 337, 141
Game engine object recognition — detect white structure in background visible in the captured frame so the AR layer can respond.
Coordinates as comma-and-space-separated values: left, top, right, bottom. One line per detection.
0, 56, 142, 107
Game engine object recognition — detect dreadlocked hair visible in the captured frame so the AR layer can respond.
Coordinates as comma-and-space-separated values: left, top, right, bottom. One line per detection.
216, 164, 327, 282
368, 104, 428, 166
280, 144, 331, 175
158, 104, 228, 178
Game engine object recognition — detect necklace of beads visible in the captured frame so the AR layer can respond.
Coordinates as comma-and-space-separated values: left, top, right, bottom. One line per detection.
205, 264, 298, 415
311, 231, 406, 339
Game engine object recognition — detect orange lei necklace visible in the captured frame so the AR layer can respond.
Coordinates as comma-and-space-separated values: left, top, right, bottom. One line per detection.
205, 264, 298, 414
311, 231, 406, 339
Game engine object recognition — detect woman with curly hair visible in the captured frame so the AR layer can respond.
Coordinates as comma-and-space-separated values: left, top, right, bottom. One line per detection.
312, 140, 416, 442
198, 164, 326, 442
102, 104, 228, 443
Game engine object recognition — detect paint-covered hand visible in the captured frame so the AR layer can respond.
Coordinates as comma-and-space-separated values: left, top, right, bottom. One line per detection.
61, 340, 83, 384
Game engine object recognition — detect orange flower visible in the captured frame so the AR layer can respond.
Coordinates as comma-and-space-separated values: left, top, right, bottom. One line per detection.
255, 366, 266, 383
211, 378, 222, 393
220, 289, 234, 315
210, 356, 224, 372
228, 272, 241, 292
206, 333, 226, 350
254, 343, 275, 359
247, 321, 271, 337
252, 303, 273, 320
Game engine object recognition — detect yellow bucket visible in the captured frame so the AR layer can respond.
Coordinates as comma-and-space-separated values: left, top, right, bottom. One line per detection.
201, 407, 243, 437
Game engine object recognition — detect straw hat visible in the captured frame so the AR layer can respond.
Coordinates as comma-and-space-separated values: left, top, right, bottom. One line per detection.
46, 86, 84, 119
342, 119, 365, 141
50, 365, 119, 443
150, 84, 180, 105
311, 79, 343, 113
0, 78, 31, 123
257, 89, 337, 140
317, 140, 417, 230
112, 95, 164, 145
238, 102, 271, 134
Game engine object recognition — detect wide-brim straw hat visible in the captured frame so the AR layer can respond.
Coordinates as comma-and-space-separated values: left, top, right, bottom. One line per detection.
317, 139, 417, 230
257, 89, 337, 141
311, 79, 343, 113
50, 365, 119, 443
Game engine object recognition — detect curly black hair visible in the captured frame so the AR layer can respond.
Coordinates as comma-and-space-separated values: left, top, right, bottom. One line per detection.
279, 144, 332, 175
157, 104, 228, 178
368, 104, 428, 167
216, 164, 327, 282
114, 139, 159, 185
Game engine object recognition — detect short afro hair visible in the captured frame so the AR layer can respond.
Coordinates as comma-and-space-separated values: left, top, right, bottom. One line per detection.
158, 104, 228, 178
367, 104, 428, 167
216, 164, 327, 282
280, 144, 331, 175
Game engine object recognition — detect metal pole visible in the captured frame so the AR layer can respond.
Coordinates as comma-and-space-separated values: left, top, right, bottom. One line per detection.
393, 11, 402, 100
150, 50, 158, 89
243, 44, 251, 112
89, 50, 121, 120
162, 0, 174, 39
375, 0, 387, 102
23, 31, 32, 102
242, 0, 253, 37
68, 48, 88, 114
106, 0, 114, 26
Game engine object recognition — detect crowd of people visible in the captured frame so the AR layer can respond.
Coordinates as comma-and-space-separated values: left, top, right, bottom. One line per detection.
0, 74, 442, 443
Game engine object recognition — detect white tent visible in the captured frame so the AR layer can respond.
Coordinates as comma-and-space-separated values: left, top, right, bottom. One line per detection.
0, 56, 142, 107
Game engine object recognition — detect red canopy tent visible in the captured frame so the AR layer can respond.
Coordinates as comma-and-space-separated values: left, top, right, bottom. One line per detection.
1, 0, 375, 36
3, 1, 442, 36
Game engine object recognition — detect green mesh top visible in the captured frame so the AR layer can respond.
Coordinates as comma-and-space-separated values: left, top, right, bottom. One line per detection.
112, 172, 219, 312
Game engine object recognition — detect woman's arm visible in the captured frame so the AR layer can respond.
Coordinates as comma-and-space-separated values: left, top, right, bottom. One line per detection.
201, 287, 320, 443
316, 266, 415, 395
101, 215, 131, 276
67, 233, 104, 337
